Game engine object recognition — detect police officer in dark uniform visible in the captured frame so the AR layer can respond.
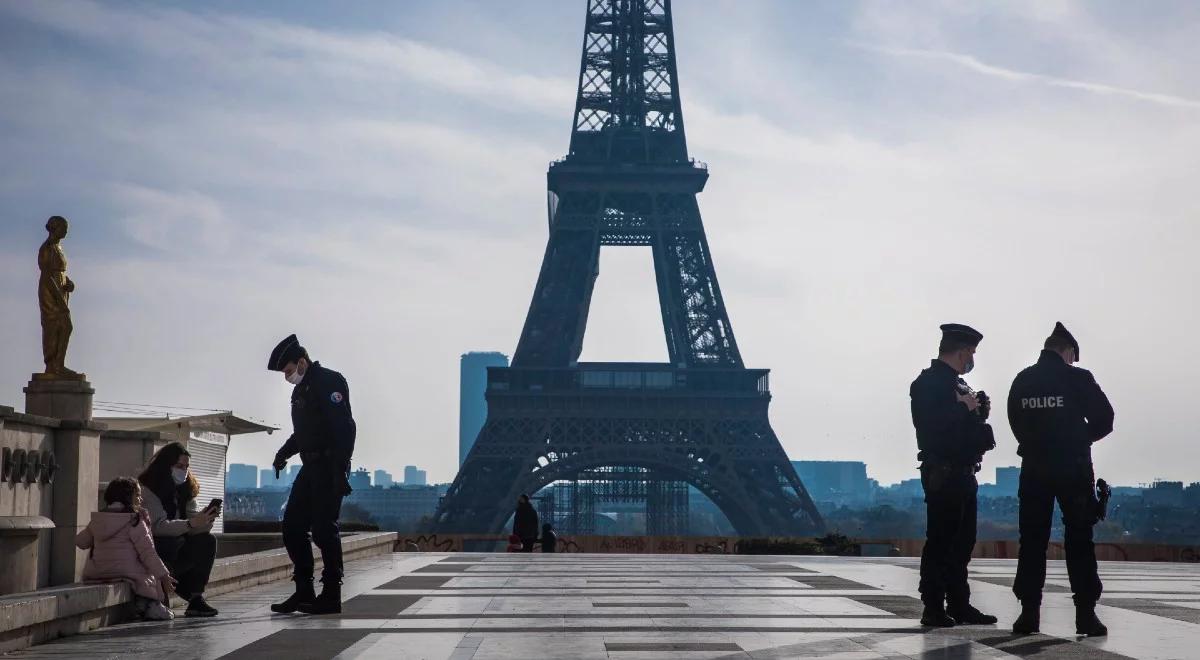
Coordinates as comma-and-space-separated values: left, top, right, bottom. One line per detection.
910, 323, 998, 627
1008, 322, 1113, 636
266, 334, 356, 615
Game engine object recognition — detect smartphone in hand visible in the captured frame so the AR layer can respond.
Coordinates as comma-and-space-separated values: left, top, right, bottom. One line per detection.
205, 498, 223, 515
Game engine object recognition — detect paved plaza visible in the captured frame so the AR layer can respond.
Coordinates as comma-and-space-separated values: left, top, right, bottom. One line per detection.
8, 553, 1200, 659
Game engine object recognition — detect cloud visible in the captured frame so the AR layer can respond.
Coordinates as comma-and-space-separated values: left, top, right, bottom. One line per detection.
2, 0, 1199, 489
860, 44, 1200, 110
111, 185, 233, 253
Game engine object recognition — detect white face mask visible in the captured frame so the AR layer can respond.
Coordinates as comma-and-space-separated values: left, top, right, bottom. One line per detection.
171, 467, 189, 485
285, 360, 306, 385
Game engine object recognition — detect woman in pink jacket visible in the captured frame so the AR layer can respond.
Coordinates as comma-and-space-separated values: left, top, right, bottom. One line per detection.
75, 477, 178, 620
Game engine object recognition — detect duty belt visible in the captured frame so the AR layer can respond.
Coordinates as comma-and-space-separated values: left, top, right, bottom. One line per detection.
921, 461, 975, 477
299, 450, 333, 464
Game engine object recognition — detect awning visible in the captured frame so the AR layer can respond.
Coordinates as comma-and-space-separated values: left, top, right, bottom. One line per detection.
102, 412, 279, 436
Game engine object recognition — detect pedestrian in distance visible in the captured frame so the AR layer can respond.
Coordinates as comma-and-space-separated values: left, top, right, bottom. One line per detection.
267, 334, 357, 615
513, 494, 539, 552
138, 442, 220, 617
540, 523, 558, 553
1008, 322, 1114, 637
909, 323, 998, 627
76, 477, 178, 621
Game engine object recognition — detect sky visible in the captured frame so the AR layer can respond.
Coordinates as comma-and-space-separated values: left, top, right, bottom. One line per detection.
2, 0, 1199, 488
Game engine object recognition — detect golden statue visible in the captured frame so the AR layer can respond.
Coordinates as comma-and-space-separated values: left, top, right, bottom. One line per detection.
37, 216, 81, 379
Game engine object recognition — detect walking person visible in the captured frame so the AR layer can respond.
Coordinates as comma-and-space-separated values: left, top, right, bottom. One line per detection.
540, 523, 558, 553
513, 494, 539, 552
76, 477, 177, 621
909, 324, 998, 627
139, 442, 220, 617
1008, 322, 1114, 636
267, 334, 357, 615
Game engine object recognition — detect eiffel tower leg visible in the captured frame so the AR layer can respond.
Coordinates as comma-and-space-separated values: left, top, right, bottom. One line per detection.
512, 228, 600, 367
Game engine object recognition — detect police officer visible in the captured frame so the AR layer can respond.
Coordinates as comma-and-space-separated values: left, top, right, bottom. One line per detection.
910, 323, 998, 627
266, 334, 356, 615
1008, 322, 1113, 636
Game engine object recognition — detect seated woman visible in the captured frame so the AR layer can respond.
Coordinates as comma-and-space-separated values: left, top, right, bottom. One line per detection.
75, 477, 177, 620
138, 442, 220, 617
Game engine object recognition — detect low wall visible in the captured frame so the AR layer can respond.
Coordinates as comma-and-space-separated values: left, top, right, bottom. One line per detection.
395, 532, 1200, 562
0, 531, 397, 654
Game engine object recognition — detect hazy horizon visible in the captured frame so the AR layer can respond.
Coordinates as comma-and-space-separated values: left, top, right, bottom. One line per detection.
2, 1, 1199, 488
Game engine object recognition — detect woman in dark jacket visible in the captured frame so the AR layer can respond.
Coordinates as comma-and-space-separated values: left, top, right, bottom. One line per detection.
512, 494, 539, 552
138, 442, 219, 617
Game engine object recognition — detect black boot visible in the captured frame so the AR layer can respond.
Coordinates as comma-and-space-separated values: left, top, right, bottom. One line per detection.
270, 580, 316, 614
1012, 603, 1040, 634
920, 604, 956, 627
1075, 604, 1108, 637
947, 603, 998, 625
298, 581, 342, 615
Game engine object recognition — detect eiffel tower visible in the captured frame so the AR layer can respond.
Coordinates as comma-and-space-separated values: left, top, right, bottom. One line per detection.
431, 0, 825, 536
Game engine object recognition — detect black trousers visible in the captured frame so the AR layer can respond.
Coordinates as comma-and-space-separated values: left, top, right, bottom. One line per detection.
283, 462, 345, 584
519, 537, 537, 552
154, 532, 216, 599
919, 465, 977, 608
1013, 460, 1102, 606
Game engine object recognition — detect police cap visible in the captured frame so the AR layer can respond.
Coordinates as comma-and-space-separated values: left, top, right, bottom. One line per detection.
1047, 321, 1079, 359
939, 323, 983, 347
268, 334, 305, 371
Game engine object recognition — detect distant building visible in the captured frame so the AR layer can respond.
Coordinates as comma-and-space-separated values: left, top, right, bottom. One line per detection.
791, 460, 872, 505
227, 463, 258, 490
460, 351, 509, 467
346, 485, 443, 531
349, 468, 372, 491
260, 468, 288, 490
995, 466, 1020, 495
404, 465, 427, 486
1144, 480, 1184, 507
374, 469, 394, 488
285, 464, 301, 486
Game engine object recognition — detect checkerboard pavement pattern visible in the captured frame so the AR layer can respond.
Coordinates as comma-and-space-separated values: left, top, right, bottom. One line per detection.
9, 553, 1200, 659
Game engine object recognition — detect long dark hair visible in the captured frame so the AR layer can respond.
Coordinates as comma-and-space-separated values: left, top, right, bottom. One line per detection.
104, 477, 143, 527
138, 442, 199, 510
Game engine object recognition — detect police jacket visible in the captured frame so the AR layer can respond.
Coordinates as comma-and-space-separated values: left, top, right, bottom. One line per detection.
275, 362, 356, 467
1007, 350, 1113, 463
910, 359, 993, 465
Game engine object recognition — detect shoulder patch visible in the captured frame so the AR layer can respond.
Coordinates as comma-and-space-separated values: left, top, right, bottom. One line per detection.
330, 391, 344, 404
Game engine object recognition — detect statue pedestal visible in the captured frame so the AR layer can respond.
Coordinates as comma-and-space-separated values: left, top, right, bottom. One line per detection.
0, 516, 55, 595
24, 377, 93, 421
23, 377, 99, 585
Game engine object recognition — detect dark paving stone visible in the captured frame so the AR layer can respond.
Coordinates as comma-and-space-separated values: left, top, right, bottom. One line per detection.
959, 631, 1136, 660
592, 601, 688, 607
606, 642, 742, 651
851, 594, 925, 618
973, 576, 1070, 592
1102, 598, 1200, 624
413, 563, 477, 572
379, 575, 453, 589
340, 594, 422, 618
218, 629, 369, 660
750, 563, 817, 573
788, 575, 880, 590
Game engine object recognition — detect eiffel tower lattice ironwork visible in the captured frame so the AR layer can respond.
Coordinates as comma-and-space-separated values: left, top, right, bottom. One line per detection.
431, 0, 825, 536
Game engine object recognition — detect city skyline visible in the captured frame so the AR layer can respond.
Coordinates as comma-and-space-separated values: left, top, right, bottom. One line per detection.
2, 1, 1199, 486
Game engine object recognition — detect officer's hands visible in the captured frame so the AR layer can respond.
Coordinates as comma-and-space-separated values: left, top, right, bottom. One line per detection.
956, 391, 980, 412
272, 454, 287, 475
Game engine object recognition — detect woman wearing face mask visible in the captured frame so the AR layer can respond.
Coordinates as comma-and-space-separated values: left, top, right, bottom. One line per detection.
138, 441, 220, 617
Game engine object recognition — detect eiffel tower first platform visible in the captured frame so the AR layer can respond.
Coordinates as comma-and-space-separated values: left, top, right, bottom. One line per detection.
431, 0, 824, 537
